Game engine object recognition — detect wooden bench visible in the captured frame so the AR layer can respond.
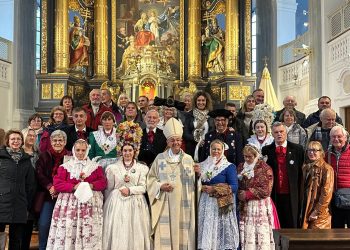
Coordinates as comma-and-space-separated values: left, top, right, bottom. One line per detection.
274, 229, 350, 249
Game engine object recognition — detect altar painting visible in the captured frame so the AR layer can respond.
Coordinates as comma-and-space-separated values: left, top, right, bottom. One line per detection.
116, 0, 181, 78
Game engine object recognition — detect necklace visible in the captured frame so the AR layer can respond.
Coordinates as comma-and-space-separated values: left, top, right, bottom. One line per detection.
123, 159, 134, 183
123, 159, 134, 170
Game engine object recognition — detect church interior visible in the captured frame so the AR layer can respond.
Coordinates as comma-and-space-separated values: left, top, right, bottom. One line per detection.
0, 0, 350, 131
1, 1, 350, 249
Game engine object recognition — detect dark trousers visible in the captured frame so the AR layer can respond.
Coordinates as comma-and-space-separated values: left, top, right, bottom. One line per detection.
331, 201, 350, 228
22, 220, 34, 250
275, 193, 295, 228
0, 223, 25, 250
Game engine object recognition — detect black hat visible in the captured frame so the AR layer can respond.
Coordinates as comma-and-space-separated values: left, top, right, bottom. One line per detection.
208, 109, 232, 119
153, 96, 186, 111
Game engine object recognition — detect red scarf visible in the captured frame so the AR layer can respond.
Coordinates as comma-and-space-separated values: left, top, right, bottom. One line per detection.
48, 147, 67, 177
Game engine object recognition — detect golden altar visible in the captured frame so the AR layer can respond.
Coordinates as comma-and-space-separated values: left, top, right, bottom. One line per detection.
36, 0, 255, 111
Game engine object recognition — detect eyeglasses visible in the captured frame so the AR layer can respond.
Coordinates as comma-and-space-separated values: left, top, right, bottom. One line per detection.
306, 149, 321, 153
53, 112, 64, 116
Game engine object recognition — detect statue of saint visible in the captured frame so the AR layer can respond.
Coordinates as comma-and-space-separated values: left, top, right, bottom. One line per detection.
69, 16, 90, 70
119, 35, 138, 74
202, 23, 225, 73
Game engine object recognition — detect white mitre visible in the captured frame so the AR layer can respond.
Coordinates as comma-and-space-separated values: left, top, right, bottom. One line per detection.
163, 117, 183, 139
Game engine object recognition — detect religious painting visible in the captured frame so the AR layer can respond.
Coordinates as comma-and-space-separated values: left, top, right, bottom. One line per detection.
116, 0, 182, 79
140, 79, 157, 99
201, 0, 226, 77
68, 4, 91, 74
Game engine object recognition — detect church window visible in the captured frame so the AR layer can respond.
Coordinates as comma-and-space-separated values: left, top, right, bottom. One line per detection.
35, 0, 41, 72
251, 10, 257, 75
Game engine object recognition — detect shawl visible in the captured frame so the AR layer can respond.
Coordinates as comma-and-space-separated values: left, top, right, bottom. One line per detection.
61, 143, 99, 180
48, 147, 68, 177
200, 155, 231, 182
192, 108, 209, 142
6, 147, 23, 163
93, 127, 117, 155
238, 156, 259, 180
212, 183, 233, 212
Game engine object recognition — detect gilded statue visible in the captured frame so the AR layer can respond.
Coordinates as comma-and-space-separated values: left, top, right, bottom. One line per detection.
119, 36, 138, 73
202, 21, 225, 73
69, 16, 90, 70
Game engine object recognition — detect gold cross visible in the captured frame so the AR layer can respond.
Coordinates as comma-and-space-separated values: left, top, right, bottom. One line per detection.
82, 8, 89, 28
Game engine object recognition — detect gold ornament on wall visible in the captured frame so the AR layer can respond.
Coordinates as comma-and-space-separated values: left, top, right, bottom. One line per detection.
41, 83, 51, 99
53, 83, 65, 99
228, 84, 251, 100
221, 86, 227, 101
68, 85, 74, 98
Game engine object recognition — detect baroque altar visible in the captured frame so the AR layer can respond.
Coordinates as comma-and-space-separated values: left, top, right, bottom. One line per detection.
36, 0, 255, 112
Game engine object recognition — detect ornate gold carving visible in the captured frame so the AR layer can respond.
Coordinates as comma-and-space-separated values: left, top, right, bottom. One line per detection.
180, 0, 184, 82
40, 0, 48, 73
68, 85, 74, 97
111, 0, 116, 81
68, 0, 81, 11
225, 0, 239, 76
54, 0, 69, 73
221, 86, 227, 101
53, 83, 65, 99
94, 0, 108, 79
188, 0, 202, 79
211, 2, 226, 15
245, 0, 252, 75
228, 84, 251, 100
41, 83, 51, 99
211, 85, 220, 100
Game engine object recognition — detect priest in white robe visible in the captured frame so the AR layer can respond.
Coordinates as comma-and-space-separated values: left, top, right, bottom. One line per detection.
147, 118, 200, 250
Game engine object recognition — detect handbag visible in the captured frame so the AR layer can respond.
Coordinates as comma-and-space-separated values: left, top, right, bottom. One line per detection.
33, 191, 46, 214
334, 188, 350, 209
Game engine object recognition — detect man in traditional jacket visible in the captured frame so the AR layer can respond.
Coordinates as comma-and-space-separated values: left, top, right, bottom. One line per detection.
147, 118, 200, 250
200, 109, 244, 165
262, 122, 304, 228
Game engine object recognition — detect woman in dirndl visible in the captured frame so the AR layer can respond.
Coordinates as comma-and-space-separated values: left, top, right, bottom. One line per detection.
237, 144, 280, 250
197, 139, 239, 250
46, 139, 107, 250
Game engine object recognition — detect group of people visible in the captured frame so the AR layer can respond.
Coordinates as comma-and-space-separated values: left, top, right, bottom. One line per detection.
0, 87, 349, 250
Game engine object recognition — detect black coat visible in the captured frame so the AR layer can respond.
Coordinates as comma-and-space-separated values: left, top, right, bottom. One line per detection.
183, 110, 215, 157
138, 128, 167, 166
199, 129, 244, 165
65, 125, 93, 151
302, 110, 343, 128
274, 108, 306, 126
261, 141, 304, 228
0, 148, 36, 223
